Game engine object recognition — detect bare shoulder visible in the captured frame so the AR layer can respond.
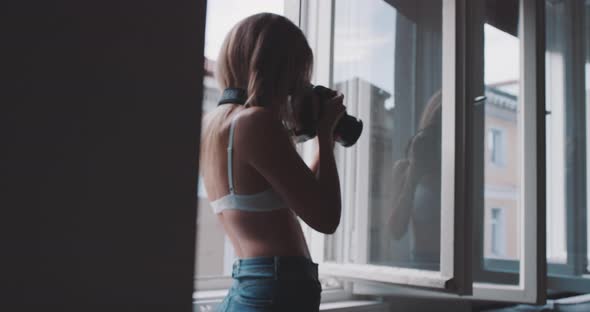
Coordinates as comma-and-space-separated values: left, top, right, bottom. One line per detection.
231, 107, 297, 169
233, 107, 289, 143
237, 107, 280, 128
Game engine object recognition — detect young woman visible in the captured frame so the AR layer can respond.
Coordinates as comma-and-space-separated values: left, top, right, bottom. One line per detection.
200, 13, 345, 312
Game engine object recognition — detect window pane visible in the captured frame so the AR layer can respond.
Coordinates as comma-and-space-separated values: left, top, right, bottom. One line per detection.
196, 0, 285, 279
474, 0, 521, 285
544, 0, 588, 276
330, 0, 443, 271
482, 24, 520, 264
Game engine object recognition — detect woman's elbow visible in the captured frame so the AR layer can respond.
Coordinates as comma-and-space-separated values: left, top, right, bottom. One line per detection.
318, 211, 341, 234
305, 199, 341, 234
320, 220, 339, 234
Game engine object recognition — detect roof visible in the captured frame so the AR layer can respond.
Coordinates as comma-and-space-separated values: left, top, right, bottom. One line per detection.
485, 85, 517, 111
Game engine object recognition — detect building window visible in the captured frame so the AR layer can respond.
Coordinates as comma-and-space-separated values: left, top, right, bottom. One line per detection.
488, 128, 505, 166
490, 207, 506, 257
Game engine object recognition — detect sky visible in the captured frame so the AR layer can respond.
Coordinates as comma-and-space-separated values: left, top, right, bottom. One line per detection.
332, 0, 395, 98
484, 24, 520, 85
204, 0, 284, 60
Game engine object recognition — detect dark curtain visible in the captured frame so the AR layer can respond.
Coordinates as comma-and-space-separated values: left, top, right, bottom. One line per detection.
1, 0, 205, 309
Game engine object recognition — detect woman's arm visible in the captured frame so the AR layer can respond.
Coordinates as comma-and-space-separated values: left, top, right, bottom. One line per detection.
237, 109, 342, 234
309, 137, 335, 178
314, 129, 341, 231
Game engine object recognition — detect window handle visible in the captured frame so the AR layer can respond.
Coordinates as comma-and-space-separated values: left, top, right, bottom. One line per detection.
474, 95, 486, 106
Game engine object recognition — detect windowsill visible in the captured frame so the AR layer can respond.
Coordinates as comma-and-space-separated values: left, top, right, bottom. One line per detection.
193, 289, 228, 301
193, 290, 390, 311
319, 301, 390, 311
193, 285, 351, 301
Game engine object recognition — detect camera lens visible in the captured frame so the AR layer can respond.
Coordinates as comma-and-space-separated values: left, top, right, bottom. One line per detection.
290, 85, 363, 147
313, 85, 363, 147
334, 114, 363, 147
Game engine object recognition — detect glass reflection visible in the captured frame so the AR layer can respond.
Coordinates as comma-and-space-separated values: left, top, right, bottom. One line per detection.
387, 91, 441, 270
332, 0, 442, 271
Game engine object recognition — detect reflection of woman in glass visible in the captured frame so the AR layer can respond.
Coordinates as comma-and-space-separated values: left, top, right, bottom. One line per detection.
200, 13, 345, 311
388, 91, 441, 269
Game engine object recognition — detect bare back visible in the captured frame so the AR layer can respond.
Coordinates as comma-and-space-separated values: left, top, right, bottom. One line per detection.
200, 105, 311, 259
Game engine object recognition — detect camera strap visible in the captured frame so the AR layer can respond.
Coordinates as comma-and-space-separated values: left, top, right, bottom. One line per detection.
218, 88, 247, 106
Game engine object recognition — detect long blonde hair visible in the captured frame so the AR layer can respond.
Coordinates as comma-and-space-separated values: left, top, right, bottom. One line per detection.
217, 13, 313, 117
200, 13, 313, 176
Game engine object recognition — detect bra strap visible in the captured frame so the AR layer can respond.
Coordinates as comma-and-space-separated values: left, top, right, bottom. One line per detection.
227, 114, 241, 194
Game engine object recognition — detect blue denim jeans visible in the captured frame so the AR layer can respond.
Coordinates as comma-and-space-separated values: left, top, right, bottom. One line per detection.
217, 256, 322, 312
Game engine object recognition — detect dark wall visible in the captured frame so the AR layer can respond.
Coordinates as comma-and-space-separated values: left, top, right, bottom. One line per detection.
1, 0, 205, 308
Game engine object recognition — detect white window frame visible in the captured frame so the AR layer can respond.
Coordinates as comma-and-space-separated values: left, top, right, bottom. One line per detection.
307, 0, 547, 305
356, 1, 590, 303
300, 0, 471, 295
471, 0, 546, 303
466, 0, 590, 299
295, 0, 356, 300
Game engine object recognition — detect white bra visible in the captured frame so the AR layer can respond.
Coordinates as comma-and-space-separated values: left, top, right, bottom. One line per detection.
209, 113, 287, 214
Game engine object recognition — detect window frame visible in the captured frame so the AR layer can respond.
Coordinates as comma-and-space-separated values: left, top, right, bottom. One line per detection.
474, 0, 590, 298
315, 0, 548, 304
307, 0, 472, 295
470, 0, 547, 303
310, 0, 590, 303
295, 0, 356, 298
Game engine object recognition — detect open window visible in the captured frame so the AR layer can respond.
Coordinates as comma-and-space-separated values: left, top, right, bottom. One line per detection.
300, 0, 472, 295
298, 0, 547, 303
470, 0, 547, 303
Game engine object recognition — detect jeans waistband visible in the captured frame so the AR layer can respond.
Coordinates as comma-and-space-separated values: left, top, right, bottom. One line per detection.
231, 256, 318, 281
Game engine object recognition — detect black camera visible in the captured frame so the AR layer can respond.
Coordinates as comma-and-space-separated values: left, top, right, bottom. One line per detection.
291, 85, 363, 147
217, 85, 363, 147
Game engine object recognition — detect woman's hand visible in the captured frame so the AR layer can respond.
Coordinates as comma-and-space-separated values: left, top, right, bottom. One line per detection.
309, 135, 334, 178
317, 93, 346, 138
